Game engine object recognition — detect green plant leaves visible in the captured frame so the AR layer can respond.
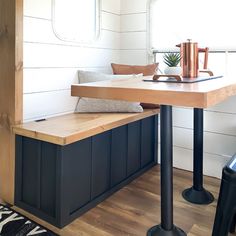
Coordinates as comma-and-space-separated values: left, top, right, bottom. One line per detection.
163, 52, 181, 67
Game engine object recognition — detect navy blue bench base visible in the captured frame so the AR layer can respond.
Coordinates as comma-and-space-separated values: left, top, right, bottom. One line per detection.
15, 115, 158, 228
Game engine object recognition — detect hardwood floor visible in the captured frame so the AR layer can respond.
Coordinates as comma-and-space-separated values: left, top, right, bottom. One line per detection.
12, 165, 236, 236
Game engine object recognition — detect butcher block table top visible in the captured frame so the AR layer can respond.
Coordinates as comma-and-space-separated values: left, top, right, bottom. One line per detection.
71, 76, 236, 108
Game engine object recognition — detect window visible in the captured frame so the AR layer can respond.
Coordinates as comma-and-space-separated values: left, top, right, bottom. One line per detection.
149, 0, 236, 76
149, 0, 236, 50
52, 0, 100, 43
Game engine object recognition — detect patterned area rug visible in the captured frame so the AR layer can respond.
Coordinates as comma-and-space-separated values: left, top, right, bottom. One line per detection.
0, 204, 58, 236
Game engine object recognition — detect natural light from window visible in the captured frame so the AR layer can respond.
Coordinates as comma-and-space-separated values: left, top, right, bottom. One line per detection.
52, 0, 99, 43
149, 0, 236, 76
150, 0, 236, 50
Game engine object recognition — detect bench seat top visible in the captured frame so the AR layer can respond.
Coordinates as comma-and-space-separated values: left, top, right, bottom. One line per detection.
13, 109, 159, 145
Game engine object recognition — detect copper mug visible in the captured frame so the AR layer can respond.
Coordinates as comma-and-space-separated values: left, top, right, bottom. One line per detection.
176, 40, 212, 78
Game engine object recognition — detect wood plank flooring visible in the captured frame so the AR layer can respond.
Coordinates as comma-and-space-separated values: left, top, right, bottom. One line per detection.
11, 165, 236, 235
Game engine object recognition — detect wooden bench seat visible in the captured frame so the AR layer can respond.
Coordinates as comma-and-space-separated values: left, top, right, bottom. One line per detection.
13, 109, 159, 228
13, 109, 159, 145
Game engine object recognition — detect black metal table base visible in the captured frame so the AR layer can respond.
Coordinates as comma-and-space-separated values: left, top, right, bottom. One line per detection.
147, 105, 186, 236
147, 225, 186, 236
182, 187, 214, 205
182, 108, 214, 205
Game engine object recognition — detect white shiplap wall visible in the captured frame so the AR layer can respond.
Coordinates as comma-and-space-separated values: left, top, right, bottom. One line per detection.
120, 0, 148, 65
23, 0, 121, 121
120, 0, 236, 178
23, 0, 236, 178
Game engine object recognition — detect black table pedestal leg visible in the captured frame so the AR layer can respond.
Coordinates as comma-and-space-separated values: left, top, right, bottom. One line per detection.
182, 108, 214, 204
147, 105, 186, 236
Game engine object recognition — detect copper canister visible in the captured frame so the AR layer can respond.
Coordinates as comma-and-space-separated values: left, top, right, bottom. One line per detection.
181, 40, 199, 78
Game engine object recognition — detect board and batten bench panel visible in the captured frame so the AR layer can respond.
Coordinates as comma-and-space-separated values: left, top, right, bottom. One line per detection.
14, 111, 159, 228
91, 131, 111, 199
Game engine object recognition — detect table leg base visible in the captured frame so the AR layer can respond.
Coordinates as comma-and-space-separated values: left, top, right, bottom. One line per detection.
182, 186, 214, 205
147, 225, 186, 236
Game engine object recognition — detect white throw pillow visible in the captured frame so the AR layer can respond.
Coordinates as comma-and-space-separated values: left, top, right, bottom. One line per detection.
75, 71, 143, 113
78, 70, 135, 83
76, 98, 143, 113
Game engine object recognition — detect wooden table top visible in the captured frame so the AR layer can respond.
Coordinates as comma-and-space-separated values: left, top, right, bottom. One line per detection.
71, 76, 236, 108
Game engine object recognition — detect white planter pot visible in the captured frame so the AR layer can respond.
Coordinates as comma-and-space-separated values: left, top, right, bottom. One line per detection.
164, 66, 182, 75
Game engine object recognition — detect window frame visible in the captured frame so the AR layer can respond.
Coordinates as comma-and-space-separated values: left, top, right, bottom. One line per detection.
51, 0, 101, 44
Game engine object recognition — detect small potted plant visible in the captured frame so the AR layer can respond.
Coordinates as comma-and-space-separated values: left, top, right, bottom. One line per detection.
163, 52, 182, 75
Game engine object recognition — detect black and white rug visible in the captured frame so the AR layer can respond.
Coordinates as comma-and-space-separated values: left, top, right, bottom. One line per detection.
0, 204, 58, 236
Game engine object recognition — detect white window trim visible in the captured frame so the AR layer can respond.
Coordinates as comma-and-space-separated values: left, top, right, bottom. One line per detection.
146, 0, 155, 56
51, 0, 101, 45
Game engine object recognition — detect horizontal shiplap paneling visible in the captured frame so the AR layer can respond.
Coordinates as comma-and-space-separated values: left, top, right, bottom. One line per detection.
102, 0, 120, 15
97, 30, 120, 49
173, 146, 230, 178
24, 16, 120, 50
204, 111, 236, 136
171, 107, 235, 178
119, 1, 147, 67
119, 0, 236, 179
120, 13, 146, 32
101, 11, 120, 32
158, 124, 235, 158
24, 43, 120, 68
207, 95, 236, 113
24, 0, 51, 19
120, 50, 148, 65
23, 67, 111, 94
120, 0, 147, 14
173, 127, 236, 157
23, 68, 78, 94
156, 106, 236, 178
23, 0, 121, 121
173, 107, 236, 136
24, 17, 58, 43
23, 90, 78, 121
157, 144, 230, 178
120, 32, 146, 49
